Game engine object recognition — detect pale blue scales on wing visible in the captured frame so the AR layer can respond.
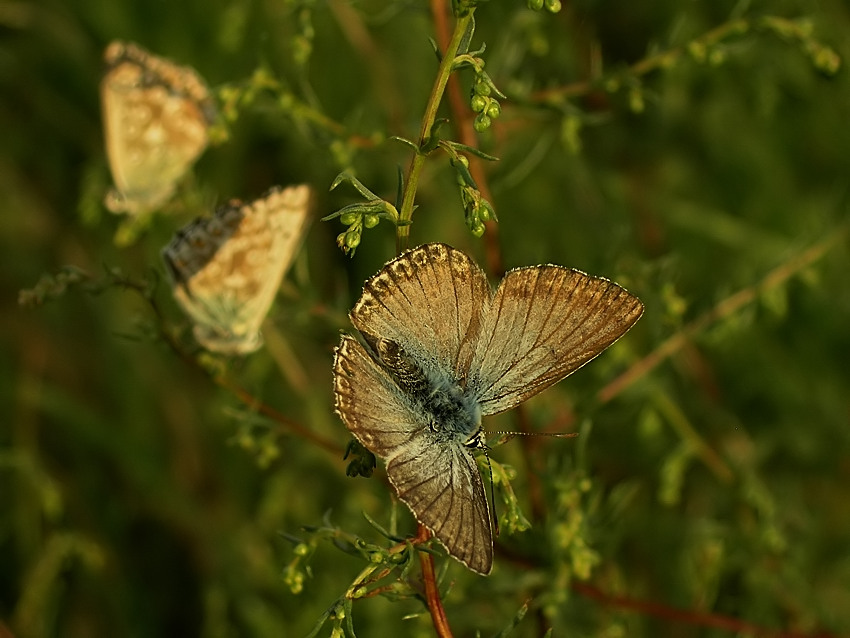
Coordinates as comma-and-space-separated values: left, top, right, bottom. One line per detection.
333, 243, 644, 575
162, 185, 312, 355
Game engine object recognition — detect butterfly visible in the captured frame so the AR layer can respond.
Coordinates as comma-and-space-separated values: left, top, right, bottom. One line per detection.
333, 243, 644, 574
162, 185, 312, 355
101, 40, 215, 215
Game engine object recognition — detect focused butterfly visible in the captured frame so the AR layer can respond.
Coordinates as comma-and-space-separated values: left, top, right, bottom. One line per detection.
333, 243, 643, 574
101, 40, 215, 215
162, 185, 312, 355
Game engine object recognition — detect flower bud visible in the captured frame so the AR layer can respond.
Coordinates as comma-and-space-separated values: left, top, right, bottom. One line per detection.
473, 113, 491, 132
473, 79, 491, 97
340, 211, 359, 225
470, 218, 485, 237
344, 227, 361, 249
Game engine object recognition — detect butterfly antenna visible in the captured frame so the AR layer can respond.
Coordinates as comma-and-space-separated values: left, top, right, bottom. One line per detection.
490, 430, 579, 446
483, 447, 501, 540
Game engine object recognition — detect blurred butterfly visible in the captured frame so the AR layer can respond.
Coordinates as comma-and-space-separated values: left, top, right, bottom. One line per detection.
333, 243, 643, 574
101, 40, 215, 215
162, 185, 312, 355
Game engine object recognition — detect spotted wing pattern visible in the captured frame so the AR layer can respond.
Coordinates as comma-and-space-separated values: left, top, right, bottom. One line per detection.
162, 185, 311, 354
101, 40, 214, 215
349, 243, 490, 386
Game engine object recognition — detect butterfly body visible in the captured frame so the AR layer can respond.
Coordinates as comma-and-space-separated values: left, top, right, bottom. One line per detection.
366, 336, 483, 443
334, 243, 643, 574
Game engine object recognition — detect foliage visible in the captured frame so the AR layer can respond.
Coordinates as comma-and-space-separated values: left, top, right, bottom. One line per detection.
3, 0, 850, 636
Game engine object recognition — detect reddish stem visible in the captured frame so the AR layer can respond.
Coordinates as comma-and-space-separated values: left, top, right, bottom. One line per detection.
430, 0, 503, 277
573, 581, 837, 638
416, 524, 453, 638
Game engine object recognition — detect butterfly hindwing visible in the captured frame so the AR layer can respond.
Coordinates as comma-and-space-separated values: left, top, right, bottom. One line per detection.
333, 334, 493, 574
385, 431, 492, 575
334, 334, 430, 458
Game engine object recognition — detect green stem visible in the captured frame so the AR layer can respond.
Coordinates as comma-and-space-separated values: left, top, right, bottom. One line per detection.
396, 11, 474, 252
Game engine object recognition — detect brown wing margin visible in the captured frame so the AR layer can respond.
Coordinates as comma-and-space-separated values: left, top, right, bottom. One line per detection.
471, 267, 644, 415
386, 441, 493, 575
349, 243, 491, 384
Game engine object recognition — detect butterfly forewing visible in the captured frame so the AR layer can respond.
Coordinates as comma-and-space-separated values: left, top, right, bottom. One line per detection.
350, 243, 490, 384
162, 184, 311, 354
334, 335, 493, 574
470, 266, 644, 415
101, 41, 213, 215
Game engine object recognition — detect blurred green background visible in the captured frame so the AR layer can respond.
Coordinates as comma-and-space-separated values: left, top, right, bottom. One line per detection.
3, 0, 850, 636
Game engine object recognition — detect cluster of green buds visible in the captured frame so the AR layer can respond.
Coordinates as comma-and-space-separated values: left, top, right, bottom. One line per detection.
449, 22, 506, 133
322, 173, 400, 256
281, 539, 314, 594
487, 457, 532, 535
291, 5, 315, 67
759, 15, 840, 75
470, 74, 504, 132
450, 153, 497, 237
451, 0, 483, 17
18, 265, 91, 307
216, 68, 280, 125
527, 0, 562, 13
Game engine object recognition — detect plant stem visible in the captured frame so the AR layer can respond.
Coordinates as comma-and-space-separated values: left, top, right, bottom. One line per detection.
529, 18, 750, 104
597, 225, 847, 404
431, 0, 503, 276
121, 278, 344, 457
417, 524, 453, 638
396, 10, 475, 252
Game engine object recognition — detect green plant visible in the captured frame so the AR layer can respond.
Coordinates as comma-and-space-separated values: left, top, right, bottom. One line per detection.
5, 1, 850, 637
